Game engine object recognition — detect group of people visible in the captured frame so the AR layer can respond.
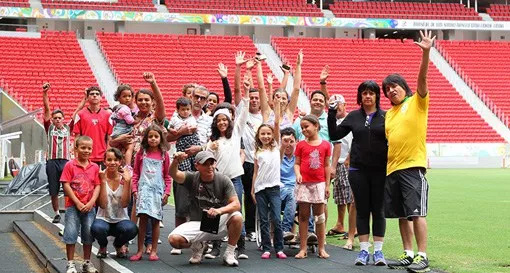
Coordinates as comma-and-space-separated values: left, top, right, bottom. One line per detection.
42, 30, 435, 273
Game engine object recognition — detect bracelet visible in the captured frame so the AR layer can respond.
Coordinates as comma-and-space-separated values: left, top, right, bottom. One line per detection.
320, 81, 327, 85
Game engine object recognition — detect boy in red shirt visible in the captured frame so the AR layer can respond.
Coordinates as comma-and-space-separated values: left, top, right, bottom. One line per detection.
73, 86, 113, 167
60, 135, 101, 273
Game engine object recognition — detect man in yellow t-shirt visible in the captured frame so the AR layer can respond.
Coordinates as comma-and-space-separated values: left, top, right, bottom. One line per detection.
383, 30, 435, 273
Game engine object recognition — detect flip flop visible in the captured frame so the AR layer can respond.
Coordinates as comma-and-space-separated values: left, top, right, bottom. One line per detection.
295, 252, 308, 259
129, 253, 143, 261
326, 229, 346, 236
342, 243, 353, 251
149, 254, 159, 261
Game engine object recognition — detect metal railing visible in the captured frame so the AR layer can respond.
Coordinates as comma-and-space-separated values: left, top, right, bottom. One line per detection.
0, 184, 48, 211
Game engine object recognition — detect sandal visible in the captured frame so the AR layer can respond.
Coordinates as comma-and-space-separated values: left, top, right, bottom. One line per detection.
129, 253, 143, 261
342, 243, 353, 251
115, 248, 127, 259
326, 229, 346, 236
149, 254, 159, 261
96, 251, 108, 259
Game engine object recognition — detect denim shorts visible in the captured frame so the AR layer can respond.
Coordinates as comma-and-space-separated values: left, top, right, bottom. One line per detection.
63, 206, 96, 245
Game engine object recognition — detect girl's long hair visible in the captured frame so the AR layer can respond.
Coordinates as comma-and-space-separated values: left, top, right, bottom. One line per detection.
210, 114, 233, 141
254, 124, 277, 154
140, 124, 169, 152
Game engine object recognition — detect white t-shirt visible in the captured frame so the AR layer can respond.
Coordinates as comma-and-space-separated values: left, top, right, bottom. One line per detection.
207, 97, 249, 179
254, 147, 282, 193
236, 99, 263, 164
334, 116, 353, 164
169, 113, 197, 130
96, 181, 129, 223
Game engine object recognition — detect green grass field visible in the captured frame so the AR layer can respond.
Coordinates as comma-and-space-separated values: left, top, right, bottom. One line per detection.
325, 169, 510, 273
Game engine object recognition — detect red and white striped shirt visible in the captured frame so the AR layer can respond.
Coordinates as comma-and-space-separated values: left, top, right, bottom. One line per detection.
44, 120, 72, 160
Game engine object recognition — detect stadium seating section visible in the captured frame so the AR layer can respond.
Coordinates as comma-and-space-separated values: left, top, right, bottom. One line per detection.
41, 0, 156, 12
0, 31, 98, 121
437, 40, 510, 124
165, 0, 322, 17
271, 37, 503, 142
487, 4, 510, 21
96, 33, 272, 113
0, 0, 30, 8
329, 1, 481, 20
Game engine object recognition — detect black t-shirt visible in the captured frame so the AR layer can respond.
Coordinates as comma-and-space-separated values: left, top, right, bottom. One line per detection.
183, 171, 237, 221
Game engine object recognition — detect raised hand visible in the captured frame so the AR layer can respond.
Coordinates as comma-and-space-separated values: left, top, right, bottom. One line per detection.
296, 49, 303, 66
266, 73, 274, 85
121, 166, 132, 182
98, 166, 106, 181
243, 73, 251, 91
235, 51, 248, 66
320, 65, 329, 82
42, 82, 50, 92
246, 59, 255, 70
415, 29, 436, 51
217, 63, 228, 78
143, 72, 156, 84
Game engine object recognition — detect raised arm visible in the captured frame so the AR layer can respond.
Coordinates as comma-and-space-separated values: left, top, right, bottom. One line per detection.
234, 51, 248, 106
266, 73, 275, 110
246, 60, 255, 88
328, 107, 352, 141
279, 64, 290, 91
71, 90, 87, 124
415, 30, 436, 98
42, 83, 51, 121
319, 65, 330, 100
273, 92, 281, 144
217, 63, 232, 103
170, 152, 187, 184
287, 50, 303, 119
120, 166, 132, 208
256, 60, 271, 122
143, 72, 166, 122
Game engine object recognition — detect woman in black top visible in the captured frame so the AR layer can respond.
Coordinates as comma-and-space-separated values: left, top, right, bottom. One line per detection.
328, 80, 388, 266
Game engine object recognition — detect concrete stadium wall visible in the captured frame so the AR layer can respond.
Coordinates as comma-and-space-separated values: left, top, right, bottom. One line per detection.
0, 91, 45, 165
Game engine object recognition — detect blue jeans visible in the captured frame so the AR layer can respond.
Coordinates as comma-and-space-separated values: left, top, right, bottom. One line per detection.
91, 219, 138, 248
63, 206, 96, 245
256, 186, 284, 252
280, 186, 296, 232
231, 176, 246, 237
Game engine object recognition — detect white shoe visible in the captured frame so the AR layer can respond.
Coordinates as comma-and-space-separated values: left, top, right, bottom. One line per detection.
223, 249, 239, 267
158, 239, 162, 244
159, 222, 164, 228
66, 261, 77, 273
189, 242, 206, 264
247, 231, 257, 242
171, 248, 182, 255
222, 236, 228, 242
82, 260, 98, 273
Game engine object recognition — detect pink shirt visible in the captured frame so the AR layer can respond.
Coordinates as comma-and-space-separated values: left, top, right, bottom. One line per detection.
131, 150, 172, 195
73, 108, 113, 162
114, 104, 135, 125
60, 159, 100, 208
295, 140, 331, 183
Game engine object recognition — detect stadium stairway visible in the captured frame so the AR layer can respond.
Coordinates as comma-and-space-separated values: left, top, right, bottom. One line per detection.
7, 210, 131, 273
430, 47, 510, 143
255, 42, 311, 114
79, 39, 118, 105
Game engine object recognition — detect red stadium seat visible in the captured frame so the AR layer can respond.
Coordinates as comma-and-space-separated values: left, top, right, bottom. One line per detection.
0, 31, 102, 122
271, 37, 503, 142
96, 32, 273, 114
329, 1, 481, 20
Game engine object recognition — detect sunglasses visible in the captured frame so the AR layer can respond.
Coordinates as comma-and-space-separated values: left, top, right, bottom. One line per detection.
194, 94, 207, 101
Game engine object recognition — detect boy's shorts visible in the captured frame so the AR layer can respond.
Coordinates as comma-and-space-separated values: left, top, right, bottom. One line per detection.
63, 206, 96, 245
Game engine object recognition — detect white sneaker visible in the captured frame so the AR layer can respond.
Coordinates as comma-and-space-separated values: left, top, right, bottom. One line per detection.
158, 239, 162, 244
222, 236, 228, 242
82, 260, 98, 273
159, 222, 165, 228
247, 231, 257, 242
223, 249, 239, 267
170, 248, 182, 255
189, 242, 206, 264
66, 261, 77, 273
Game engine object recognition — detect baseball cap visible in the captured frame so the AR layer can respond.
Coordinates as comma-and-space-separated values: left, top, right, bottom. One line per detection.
194, 151, 216, 164
330, 94, 346, 104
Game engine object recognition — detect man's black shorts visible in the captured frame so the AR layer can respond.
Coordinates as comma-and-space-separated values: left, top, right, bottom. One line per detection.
384, 167, 428, 219
46, 159, 68, 196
